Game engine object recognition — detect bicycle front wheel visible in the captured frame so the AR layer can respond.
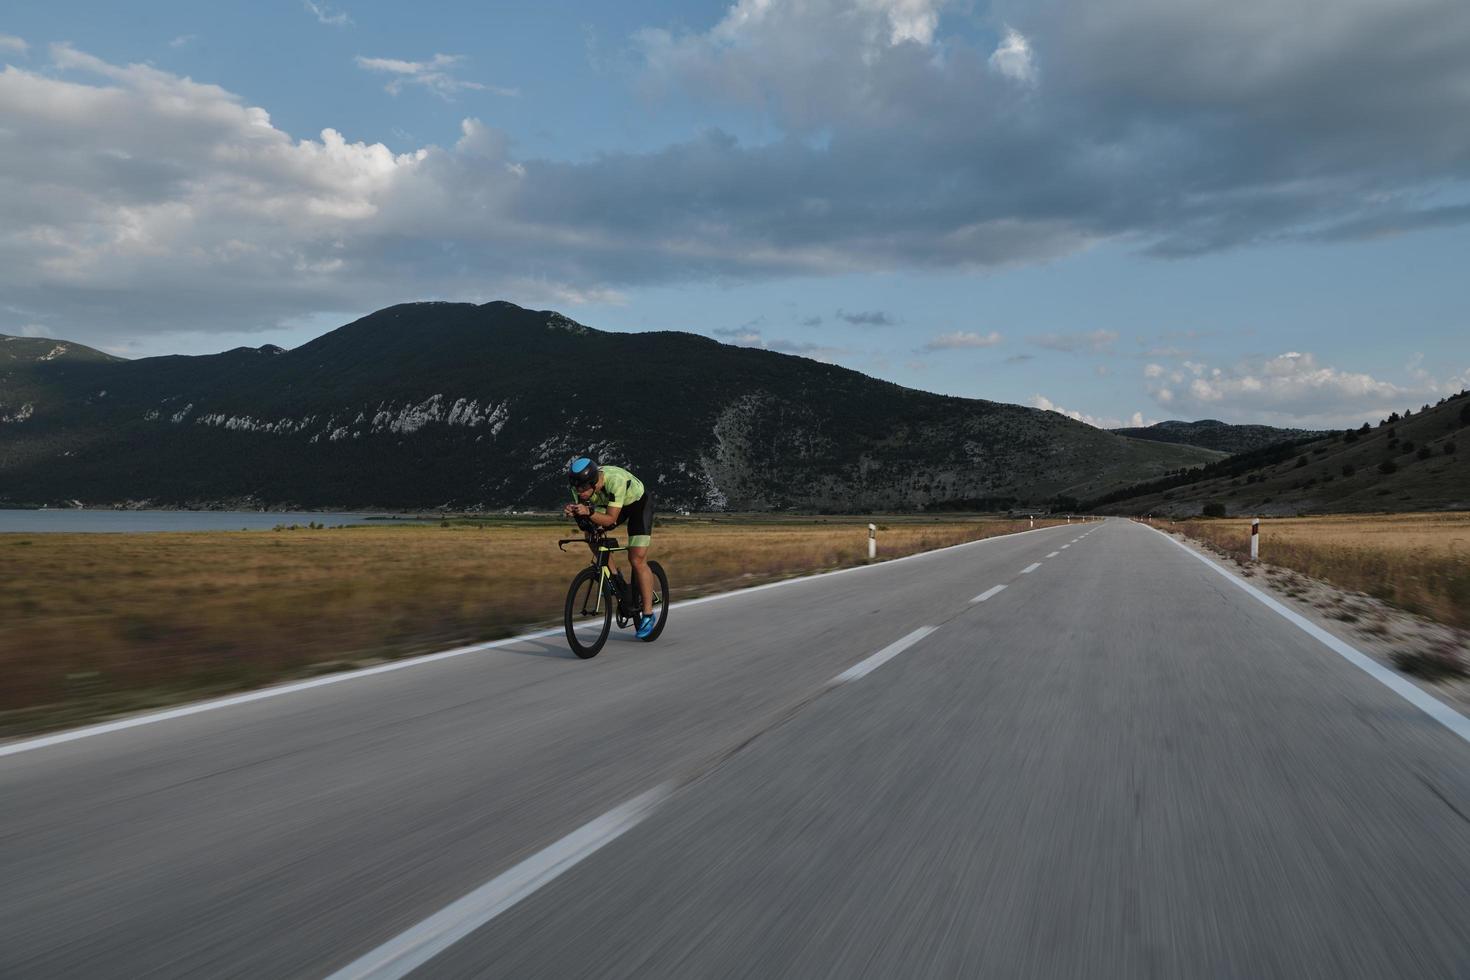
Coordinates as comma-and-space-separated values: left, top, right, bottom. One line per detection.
565, 566, 612, 659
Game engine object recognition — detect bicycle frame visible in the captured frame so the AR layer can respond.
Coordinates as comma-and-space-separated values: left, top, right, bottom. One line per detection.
558, 525, 629, 616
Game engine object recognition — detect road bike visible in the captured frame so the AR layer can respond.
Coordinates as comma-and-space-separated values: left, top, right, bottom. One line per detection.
558, 516, 669, 658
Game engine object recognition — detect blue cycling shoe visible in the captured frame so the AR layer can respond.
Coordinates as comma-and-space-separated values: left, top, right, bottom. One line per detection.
635, 611, 657, 639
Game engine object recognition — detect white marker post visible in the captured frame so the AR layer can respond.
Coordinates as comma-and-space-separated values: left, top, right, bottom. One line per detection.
1250, 517, 1260, 561
1029, 515, 1034, 530
1067, 514, 1071, 525
868, 523, 877, 560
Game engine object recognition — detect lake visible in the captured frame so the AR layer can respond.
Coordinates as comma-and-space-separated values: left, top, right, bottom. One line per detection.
0, 510, 434, 533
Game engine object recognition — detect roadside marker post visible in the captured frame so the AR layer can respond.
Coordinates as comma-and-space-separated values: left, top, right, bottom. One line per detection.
1250, 517, 1260, 561
868, 523, 877, 560
1029, 515, 1034, 529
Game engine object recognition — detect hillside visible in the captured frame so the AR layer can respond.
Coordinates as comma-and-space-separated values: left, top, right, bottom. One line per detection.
1112, 418, 1328, 454
0, 335, 124, 366
1091, 393, 1470, 516
0, 302, 1222, 511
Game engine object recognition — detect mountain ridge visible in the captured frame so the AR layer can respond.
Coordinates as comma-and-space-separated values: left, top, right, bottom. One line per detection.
1112, 418, 1330, 454
0, 302, 1223, 511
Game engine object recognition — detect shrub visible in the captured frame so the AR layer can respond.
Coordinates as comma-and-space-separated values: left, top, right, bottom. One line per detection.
1341, 463, 1356, 477
1379, 459, 1398, 475
1295, 455, 1308, 468
1446, 442, 1457, 455
1417, 446, 1434, 460
1201, 502, 1227, 518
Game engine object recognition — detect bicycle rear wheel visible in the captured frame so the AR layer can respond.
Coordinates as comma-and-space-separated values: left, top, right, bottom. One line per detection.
565, 566, 612, 659
639, 560, 670, 643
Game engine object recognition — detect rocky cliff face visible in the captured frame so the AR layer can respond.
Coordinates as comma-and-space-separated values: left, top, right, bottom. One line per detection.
0, 303, 1221, 510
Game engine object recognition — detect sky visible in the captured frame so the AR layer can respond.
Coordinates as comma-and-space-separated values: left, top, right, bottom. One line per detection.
1, 0, 1468, 429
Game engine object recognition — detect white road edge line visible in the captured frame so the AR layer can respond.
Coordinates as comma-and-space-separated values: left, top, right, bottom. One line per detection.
830, 627, 936, 685
1020, 562, 1042, 574
1, 524, 1076, 759
970, 585, 1007, 604
1150, 526, 1470, 747
324, 783, 674, 980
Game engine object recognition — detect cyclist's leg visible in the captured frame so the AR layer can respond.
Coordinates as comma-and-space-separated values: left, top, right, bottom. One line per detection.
623, 492, 655, 614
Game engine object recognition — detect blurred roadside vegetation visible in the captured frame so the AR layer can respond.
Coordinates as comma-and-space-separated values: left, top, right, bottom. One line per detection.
1151, 512, 1470, 631
1, 514, 1060, 737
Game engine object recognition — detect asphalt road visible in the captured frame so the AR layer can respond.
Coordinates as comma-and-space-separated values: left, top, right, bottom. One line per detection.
3, 518, 1468, 978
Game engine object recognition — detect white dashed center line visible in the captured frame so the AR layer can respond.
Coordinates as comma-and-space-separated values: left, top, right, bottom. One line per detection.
971, 585, 1007, 603
1021, 562, 1041, 574
830, 627, 937, 684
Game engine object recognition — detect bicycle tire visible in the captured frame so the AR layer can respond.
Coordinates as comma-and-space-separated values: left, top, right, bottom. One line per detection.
565, 566, 612, 659
639, 560, 670, 643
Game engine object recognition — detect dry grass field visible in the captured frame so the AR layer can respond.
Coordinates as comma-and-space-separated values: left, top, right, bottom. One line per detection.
1156, 512, 1470, 631
0, 516, 1060, 736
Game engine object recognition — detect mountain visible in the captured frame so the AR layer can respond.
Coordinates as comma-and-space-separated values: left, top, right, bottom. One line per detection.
0, 302, 1223, 511
1112, 418, 1330, 455
1090, 393, 1470, 516
1, 334, 124, 366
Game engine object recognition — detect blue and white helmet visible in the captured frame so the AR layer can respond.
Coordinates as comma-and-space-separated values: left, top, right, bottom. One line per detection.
567, 456, 600, 490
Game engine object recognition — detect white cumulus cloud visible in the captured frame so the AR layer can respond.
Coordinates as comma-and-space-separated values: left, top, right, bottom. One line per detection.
1031, 394, 1143, 429
0, 34, 28, 56
1142, 350, 1468, 426
988, 28, 1035, 84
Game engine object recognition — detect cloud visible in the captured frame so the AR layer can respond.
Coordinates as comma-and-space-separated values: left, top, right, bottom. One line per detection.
799, 315, 823, 326
7, 0, 1470, 347
355, 54, 515, 100
1005, 353, 1035, 364
1142, 350, 1468, 426
837, 309, 896, 326
169, 35, 197, 49
636, 0, 1470, 259
1028, 329, 1118, 353
0, 34, 28, 56
304, 0, 352, 27
988, 28, 1035, 84
712, 326, 846, 358
1030, 394, 1142, 429
921, 330, 1003, 350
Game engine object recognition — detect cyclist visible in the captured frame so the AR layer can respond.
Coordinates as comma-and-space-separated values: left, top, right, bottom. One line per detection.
563, 457, 658, 638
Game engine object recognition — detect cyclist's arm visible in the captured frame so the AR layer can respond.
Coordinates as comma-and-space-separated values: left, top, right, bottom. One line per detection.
570, 503, 620, 528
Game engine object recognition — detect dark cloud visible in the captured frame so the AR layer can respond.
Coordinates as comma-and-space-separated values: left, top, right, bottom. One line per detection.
836, 309, 896, 326
5, 0, 1470, 343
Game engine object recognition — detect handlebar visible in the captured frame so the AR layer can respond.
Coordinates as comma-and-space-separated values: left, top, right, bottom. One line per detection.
557, 512, 605, 552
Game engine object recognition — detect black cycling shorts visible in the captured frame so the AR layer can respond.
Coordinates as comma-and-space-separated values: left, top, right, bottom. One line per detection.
617, 490, 654, 547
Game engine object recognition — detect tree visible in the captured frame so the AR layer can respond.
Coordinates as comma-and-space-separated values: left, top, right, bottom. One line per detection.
1378, 460, 1398, 475
1341, 463, 1356, 477
1201, 502, 1226, 518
